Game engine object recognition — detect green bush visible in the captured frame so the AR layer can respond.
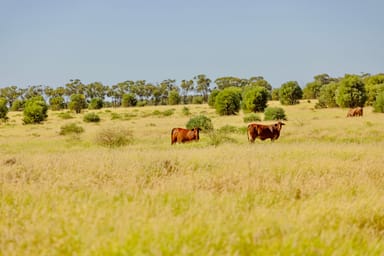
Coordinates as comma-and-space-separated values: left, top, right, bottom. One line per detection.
59, 123, 84, 135
207, 130, 237, 147
168, 90, 181, 105
242, 86, 269, 112
336, 74, 366, 108
279, 81, 303, 105
215, 87, 242, 115
264, 107, 287, 121
83, 112, 101, 123
49, 96, 65, 111
182, 107, 191, 116
243, 113, 261, 123
58, 112, 74, 119
96, 127, 134, 147
373, 92, 384, 113
0, 98, 9, 120
11, 99, 25, 111
69, 94, 87, 114
23, 96, 48, 124
186, 115, 214, 131
88, 98, 103, 110
122, 93, 137, 107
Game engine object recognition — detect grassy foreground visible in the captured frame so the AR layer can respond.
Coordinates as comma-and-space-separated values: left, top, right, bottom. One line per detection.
1, 101, 384, 255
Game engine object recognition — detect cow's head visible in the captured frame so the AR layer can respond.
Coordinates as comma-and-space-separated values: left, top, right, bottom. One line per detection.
191, 127, 201, 140
275, 121, 285, 130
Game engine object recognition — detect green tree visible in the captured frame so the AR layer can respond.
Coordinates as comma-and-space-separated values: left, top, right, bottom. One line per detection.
303, 73, 335, 99
215, 87, 242, 115
168, 90, 181, 105
336, 74, 367, 108
364, 73, 384, 105
0, 98, 9, 120
317, 82, 339, 108
208, 89, 220, 107
194, 74, 211, 102
271, 88, 280, 101
180, 80, 194, 104
49, 96, 65, 111
279, 81, 303, 105
122, 93, 137, 107
242, 86, 269, 112
88, 98, 103, 110
68, 94, 87, 114
373, 92, 384, 113
23, 96, 48, 124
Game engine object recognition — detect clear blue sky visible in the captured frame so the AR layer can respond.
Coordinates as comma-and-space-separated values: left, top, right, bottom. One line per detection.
1, 0, 383, 89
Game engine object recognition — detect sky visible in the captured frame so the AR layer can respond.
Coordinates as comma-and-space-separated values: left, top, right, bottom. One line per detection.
1, 0, 383, 89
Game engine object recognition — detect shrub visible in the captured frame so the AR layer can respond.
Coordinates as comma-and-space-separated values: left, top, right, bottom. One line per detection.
186, 115, 214, 131
207, 130, 237, 147
83, 113, 100, 123
168, 90, 181, 105
88, 98, 103, 110
49, 96, 65, 111
182, 106, 191, 116
264, 107, 287, 121
59, 123, 84, 135
69, 94, 87, 114
11, 99, 25, 111
96, 127, 134, 147
58, 112, 74, 119
0, 98, 9, 120
279, 81, 303, 105
336, 74, 366, 108
373, 92, 384, 113
122, 93, 137, 107
23, 96, 48, 124
242, 86, 269, 112
243, 113, 261, 123
192, 96, 204, 104
215, 87, 242, 115
208, 89, 220, 107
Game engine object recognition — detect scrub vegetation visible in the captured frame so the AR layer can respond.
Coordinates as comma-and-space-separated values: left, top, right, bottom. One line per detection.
1, 102, 384, 255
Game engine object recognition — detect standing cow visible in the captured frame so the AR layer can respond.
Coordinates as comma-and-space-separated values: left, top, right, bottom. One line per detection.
347, 107, 363, 117
171, 127, 201, 144
247, 121, 285, 142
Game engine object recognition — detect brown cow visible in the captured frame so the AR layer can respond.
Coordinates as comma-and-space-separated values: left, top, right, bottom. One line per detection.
247, 121, 285, 143
171, 127, 201, 145
347, 107, 363, 117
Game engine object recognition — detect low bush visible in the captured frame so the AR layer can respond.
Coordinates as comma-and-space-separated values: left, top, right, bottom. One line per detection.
264, 107, 287, 121
96, 127, 134, 147
186, 115, 214, 131
83, 113, 100, 123
243, 113, 261, 123
59, 123, 84, 135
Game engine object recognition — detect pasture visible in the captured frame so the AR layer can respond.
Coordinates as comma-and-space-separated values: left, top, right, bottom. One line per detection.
1, 101, 384, 255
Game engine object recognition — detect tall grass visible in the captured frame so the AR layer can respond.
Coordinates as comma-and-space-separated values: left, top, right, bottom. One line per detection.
1, 102, 384, 255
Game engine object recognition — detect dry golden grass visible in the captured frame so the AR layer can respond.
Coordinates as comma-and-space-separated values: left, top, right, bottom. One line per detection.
1, 101, 384, 255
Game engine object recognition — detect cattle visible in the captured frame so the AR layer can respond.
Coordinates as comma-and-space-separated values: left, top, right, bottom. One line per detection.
171, 127, 201, 144
347, 107, 363, 117
247, 121, 285, 143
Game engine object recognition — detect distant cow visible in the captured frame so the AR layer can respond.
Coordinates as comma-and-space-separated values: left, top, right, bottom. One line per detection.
247, 121, 285, 143
171, 127, 201, 144
347, 107, 363, 117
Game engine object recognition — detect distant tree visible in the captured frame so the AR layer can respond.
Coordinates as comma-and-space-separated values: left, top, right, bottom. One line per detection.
180, 80, 194, 104
336, 74, 366, 108
215, 87, 242, 115
208, 89, 220, 107
122, 93, 137, 107
11, 99, 25, 111
279, 81, 303, 105
214, 77, 247, 90
242, 86, 269, 112
248, 78, 272, 93
317, 82, 339, 108
49, 96, 65, 111
168, 90, 181, 105
0, 98, 9, 120
303, 73, 335, 99
194, 74, 211, 102
373, 92, 384, 113
88, 98, 103, 110
68, 94, 87, 114
364, 73, 384, 105
23, 96, 48, 124
0, 86, 23, 107
65, 79, 85, 98
271, 88, 280, 101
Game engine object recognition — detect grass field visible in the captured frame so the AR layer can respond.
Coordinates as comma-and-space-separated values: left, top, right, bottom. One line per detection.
1, 101, 384, 255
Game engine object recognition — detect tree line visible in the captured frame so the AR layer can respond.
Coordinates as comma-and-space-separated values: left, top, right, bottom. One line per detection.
1, 72, 384, 119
